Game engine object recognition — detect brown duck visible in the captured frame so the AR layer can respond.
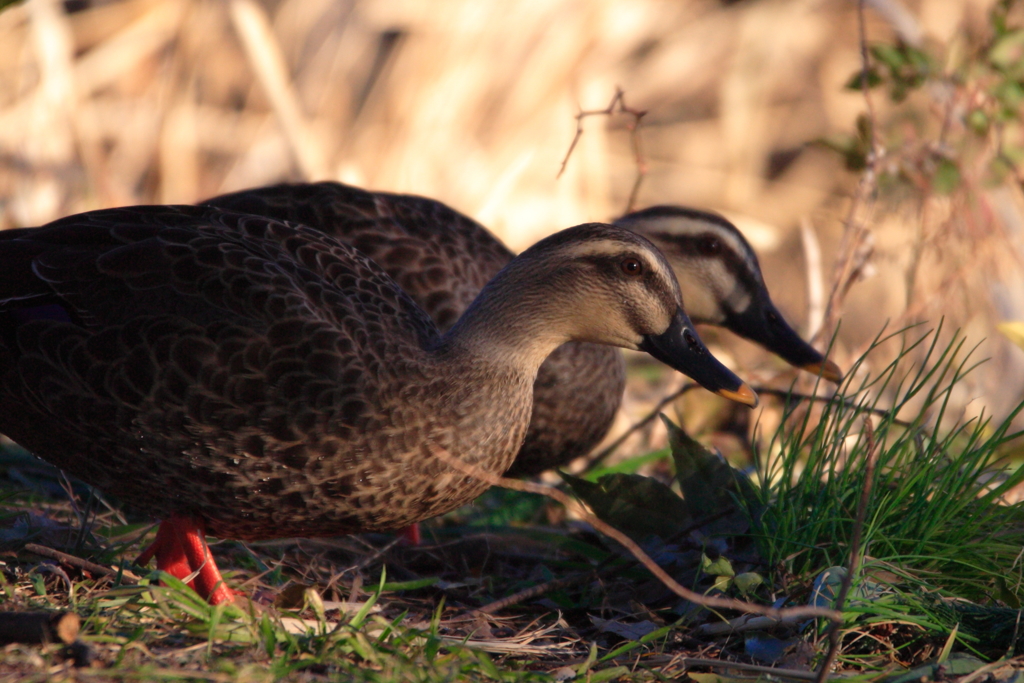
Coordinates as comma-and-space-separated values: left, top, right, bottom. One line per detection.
0, 207, 755, 603
204, 182, 841, 477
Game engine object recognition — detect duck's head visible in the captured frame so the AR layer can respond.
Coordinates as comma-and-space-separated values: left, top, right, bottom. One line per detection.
498, 223, 758, 407
614, 207, 843, 383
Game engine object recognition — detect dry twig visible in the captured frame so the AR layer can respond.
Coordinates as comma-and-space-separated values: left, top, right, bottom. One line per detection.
476, 506, 738, 614
428, 444, 840, 623
558, 87, 648, 213
24, 542, 140, 585
815, 0, 881, 346
584, 382, 700, 474
813, 416, 879, 683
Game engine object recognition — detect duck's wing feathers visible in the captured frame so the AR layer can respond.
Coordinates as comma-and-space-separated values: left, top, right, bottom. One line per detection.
0, 206, 439, 490
0, 205, 436, 340
203, 182, 514, 330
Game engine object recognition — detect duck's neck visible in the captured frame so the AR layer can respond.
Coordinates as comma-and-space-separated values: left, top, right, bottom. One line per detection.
436, 262, 573, 375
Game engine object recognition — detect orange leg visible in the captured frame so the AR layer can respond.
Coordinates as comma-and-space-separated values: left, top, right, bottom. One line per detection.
135, 514, 236, 605
398, 523, 421, 545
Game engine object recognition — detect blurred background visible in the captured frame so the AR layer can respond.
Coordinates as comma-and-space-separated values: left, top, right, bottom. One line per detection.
0, 0, 1022, 453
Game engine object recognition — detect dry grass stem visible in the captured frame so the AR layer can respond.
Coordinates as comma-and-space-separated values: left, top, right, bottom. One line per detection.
557, 87, 648, 213
229, 0, 328, 180
813, 416, 879, 683
801, 216, 825, 340
681, 657, 825, 681
816, 0, 881, 346
584, 382, 700, 473
428, 443, 840, 623
24, 542, 141, 585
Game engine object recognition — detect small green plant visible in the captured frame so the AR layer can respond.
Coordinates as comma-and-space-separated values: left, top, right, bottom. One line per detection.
825, 1, 1024, 191
752, 325, 1024, 606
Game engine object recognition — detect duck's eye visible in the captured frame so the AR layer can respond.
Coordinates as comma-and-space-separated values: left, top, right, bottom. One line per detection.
699, 237, 721, 255
621, 258, 643, 276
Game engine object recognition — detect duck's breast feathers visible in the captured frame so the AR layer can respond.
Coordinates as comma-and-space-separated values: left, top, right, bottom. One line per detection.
0, 204, 438, 348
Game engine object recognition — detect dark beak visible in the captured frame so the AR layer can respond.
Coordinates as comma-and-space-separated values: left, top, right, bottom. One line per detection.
726, 300, 843, 383
639, 308, 758, 407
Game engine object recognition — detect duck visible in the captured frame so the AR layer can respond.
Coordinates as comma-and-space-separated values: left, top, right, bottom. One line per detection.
202, 182, 842, 477
0, 206, 756, 604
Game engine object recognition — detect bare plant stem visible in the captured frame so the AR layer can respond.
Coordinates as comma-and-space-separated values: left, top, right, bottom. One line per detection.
24, 542, 140, 585
475, 506, 737, 614
813, 417, 879, 683
584, 381, 907, 477
816, 0, 881, 346
558, 87, 648, 214
429, 444, 840, 623
583, 382, 700, 473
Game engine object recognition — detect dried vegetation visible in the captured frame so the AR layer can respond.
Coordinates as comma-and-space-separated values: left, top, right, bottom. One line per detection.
2, 0, 1024, 680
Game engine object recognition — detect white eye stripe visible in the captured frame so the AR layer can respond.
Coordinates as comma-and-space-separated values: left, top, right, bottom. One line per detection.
623, 216, 760, 278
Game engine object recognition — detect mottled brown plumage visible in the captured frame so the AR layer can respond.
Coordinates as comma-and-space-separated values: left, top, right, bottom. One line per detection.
0, 208, 748, 546
202, 183, 624, 477
203, 182, 840, 476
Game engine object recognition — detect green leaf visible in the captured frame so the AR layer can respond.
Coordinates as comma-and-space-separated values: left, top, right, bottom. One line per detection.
351, 568, 385, 629
989, 29, 1024, 70
711, 575, 732, 592
883, 654, 987, 683
931, 158, 961, 194
994, 80, 1024, 112
814, 133, 868, 171
303, 587, 326, 624
582, 447, 670, 481
663, 415, 758, 534
845, 67, 883, 91
588, 667, 631, 682
872, 43, 908, 70
576, 642, 599, 675
379, 577, 440, 592
734, 572, 764, 595
701, 553, 735, 578
967, 109, 990, 135
937, 623, 958, 663
561, 471, 694, 541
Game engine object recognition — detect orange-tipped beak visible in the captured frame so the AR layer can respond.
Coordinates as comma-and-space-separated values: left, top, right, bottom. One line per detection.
802, 358, 844, 384
716, 382, 759, 408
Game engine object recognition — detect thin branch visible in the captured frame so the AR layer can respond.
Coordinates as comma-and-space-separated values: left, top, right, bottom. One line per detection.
752, 387, 912, 428
583, 382, 701, 474
428, 444, 840, 623
558, 87, 649, 214
679, 657, 825, 682
813, 416, 879, 683
475, 506, 738, 614
24, 543, 140, 585
816, 0, 881, 346
584, 381, 908, 477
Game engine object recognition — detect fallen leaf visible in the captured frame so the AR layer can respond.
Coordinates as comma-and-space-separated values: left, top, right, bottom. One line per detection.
561, 472, 694, 542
